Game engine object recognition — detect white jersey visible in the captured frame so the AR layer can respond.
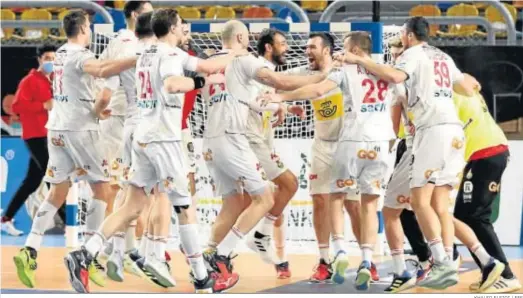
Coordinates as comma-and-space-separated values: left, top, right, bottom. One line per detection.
133, 42, 198, 143
288, 65, 343, 141
246, 56, 276, 142
98, 29, 137, 116
390, 83, 414, 147
327, 65, 394, 142
202, 54, 269, 138
104, 40, 149, 126
394, 43, 464, 130
48, 43, 98, 131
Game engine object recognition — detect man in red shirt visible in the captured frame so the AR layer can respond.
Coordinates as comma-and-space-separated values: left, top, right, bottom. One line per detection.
1, 44, 56, 236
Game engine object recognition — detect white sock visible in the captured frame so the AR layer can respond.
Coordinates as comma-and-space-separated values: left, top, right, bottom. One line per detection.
217, 227, 243, 257
361, 244, 373, 263
113, 232, 125, 257
332, 235, 345, 255
26, 201, 58, 251
85, 199, 107, 241
391, 249, 406, 275
428, 238, 447, 263
445, 246, 453, 260
85, 232, 106, 257
152, 236, 167, 262
259, 214, 277, 236
139, 233, 148, 257
145, 234, 154, 261
472, 244, 492, 267
179, 224, 207, 281
319, 244, 330, 263
125, 220, 136, 252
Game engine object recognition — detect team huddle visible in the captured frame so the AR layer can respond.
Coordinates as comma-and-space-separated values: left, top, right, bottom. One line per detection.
11, 1, 521, 295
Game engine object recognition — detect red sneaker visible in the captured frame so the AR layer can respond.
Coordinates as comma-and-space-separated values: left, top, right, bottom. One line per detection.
370, 262, 380, 282
212, 271, 239, 293
275, 261, 291, 279
309, 259, 333, 283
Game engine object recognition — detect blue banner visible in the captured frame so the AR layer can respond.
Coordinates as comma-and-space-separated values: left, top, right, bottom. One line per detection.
1, 137, 32, 232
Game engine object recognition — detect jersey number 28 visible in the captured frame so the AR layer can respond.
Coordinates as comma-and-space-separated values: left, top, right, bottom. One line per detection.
362, 78, 388, 103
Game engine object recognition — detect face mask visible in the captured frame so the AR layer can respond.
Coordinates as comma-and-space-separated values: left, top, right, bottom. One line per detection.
42, 61, 53, 73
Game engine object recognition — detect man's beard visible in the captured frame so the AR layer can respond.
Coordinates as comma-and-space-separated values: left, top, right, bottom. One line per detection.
272, 52, 286, 66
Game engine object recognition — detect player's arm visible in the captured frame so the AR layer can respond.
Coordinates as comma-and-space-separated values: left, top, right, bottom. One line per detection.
337, 52, 410, 84
391, 103, 403, 136
259, 68, 344, 105
93, 76, 119, 119
453, 73, 479, 97
82, 56, 137, 79
254, 68, 327, 91
165, 73, 224, 94
192, 49, 248, 74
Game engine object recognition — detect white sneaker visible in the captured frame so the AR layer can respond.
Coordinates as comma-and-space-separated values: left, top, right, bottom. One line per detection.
483, 277, 522, 293
1, 220, 23, 236
144, 257, 176, 288
106, 251, 125, 282
246, 231, 279, 264
123, 252, 144, 278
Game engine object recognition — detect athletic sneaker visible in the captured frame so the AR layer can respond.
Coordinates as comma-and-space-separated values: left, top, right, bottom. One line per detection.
417, 261, 458, 289
123, 250, 143, 277
106, 252, 124, 282
309, 259, 333, 283
331, 251, 349, 284
416, 259, 433, 284
63, 247, 93, 293
355, 261, 372, 290
371, 262, 380, 282
135, 257, 166, 288
478, 258, 505, 292
482, 277, 522, 293
191, 271, 239, 293
203, 250, 236, 277
275, 261, 291, 279
246, 231, 278, 264
13, 247, 37, 288
384, 271, 416, 293
1, 219, 23, 236
89, 258, 106, 287
144, 257, 176, 287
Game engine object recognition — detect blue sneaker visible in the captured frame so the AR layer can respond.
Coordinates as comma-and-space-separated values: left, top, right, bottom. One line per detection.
355, 261, 372, 290
331, 251, 349, 284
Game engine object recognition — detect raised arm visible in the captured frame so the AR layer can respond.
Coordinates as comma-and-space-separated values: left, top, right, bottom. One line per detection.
83, 57, 137, 79
254, 68, 327, 91
336, 52, 408, 84
194, 49, 249, 74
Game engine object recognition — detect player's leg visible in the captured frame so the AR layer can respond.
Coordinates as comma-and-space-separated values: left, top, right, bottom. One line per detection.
206, 135, 273, 279
63, 140, 154, 293
400, 209, 432, 279
382, 143, 417, 293
309, 140, 334, 283
329, 192, 349, 284
14, 131, 74, 288
246, 141, 297, 266
411, 125, 463, 289
431, 186, 455, 261
273, 214, 291, 279
343, 195, 361, 244
454, 152, 519, 293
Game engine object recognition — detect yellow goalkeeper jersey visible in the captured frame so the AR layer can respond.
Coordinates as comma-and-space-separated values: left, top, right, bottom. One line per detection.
453, 92, 508, 161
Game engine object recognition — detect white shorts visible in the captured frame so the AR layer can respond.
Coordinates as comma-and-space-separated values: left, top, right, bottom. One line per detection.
181, 128, 196, 174
331, 140, 390, 196
248, 135, 287, 181
309, 139, 337, 195
410, 124, 465, 189
384, 141, 412, 210
100, 116, 125, 183
128, 140, 191, 206
203, 134, 267, 198
45, 130, 110, 184
120, 124, 136, 182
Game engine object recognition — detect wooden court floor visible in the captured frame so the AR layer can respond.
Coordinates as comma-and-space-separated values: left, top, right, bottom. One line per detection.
2, 246, 523, 293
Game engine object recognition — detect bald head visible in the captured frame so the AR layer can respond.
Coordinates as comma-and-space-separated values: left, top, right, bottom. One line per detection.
221, 20, 249, 48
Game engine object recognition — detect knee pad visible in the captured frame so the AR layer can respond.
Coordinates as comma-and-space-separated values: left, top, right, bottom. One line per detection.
173, 205, 189, 214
